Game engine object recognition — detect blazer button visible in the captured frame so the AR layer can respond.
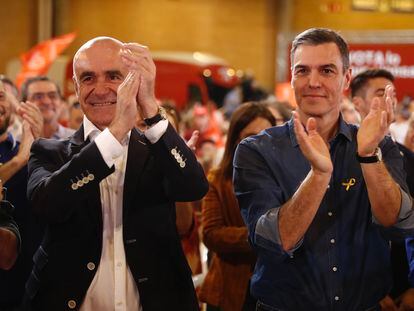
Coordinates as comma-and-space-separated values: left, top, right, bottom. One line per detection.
87, 262, 96, 271
179, 162, 186, 168
77, 180, 84, 187
71, 183, 78, 190
82, 177, 89, 184
171, 148, 177, 155
67, 299, 76, 309
88, 174, 95, 181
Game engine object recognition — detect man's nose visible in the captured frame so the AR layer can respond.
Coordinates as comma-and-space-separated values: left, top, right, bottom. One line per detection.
93, 81, 110, 96
40, 94, 53, 106
308, 70, 321, 88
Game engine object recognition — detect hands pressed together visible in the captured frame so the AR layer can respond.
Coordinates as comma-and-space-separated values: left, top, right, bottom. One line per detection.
1, 83, 43, 163
109, 43, 158, 142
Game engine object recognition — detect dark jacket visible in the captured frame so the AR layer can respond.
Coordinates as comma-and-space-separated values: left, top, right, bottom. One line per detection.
24, 124, 208, 311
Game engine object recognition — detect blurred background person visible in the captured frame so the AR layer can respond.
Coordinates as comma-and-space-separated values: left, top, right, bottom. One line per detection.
350, 68, 414, 311
390, 104, 411, 145
340, 97, 360, 125
199, 102, 275, 311
68, 100, 84, 130
404, 117, 414, 153
265, 100, 293, 126
20, 76, 74, 139
0, 79, 44, 310
0, 76, 23, 142
184, 103, 224, 156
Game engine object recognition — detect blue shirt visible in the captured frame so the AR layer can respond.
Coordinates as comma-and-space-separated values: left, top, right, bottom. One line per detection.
233, 117, 414, 311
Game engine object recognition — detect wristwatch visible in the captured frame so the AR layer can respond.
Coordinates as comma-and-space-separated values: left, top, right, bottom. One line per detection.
144, 107, 167, 127
356, 147, 382, 163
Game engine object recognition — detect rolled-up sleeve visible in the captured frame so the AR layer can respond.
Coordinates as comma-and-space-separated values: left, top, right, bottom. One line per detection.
376, 137, 414, 237
233, 140, 295, 257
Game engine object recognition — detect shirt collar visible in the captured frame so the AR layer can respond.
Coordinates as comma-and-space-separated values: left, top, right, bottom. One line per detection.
83, 116, 100, 142
5, 133, 17, 150
289, 114, 352, 147
82, 116, 131, 145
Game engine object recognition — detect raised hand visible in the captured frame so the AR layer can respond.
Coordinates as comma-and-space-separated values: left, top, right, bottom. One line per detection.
293, 112, 333, 175
16, 120, 34, 164
109, 71, 141, 142
357, 85, 394, 156
17, 101, 43, 139
120, 43, 158, 118
186, 130, 199, 152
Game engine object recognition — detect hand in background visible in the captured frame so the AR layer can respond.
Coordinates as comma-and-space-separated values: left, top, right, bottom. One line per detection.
17, 101, 43, 139
358, 85, 395, 156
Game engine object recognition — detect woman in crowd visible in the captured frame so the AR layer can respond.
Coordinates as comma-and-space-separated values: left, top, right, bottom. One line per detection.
200, 102, 276, 311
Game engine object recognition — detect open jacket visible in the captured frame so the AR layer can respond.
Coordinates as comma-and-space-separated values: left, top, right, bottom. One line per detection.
24, 124, 208, 311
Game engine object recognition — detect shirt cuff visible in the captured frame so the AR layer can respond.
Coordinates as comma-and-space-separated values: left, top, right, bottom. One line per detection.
95, 128, 124, 168
144, 119, 168, 144
372, 187, 413, 225
254, 207, 303, 256
397, 187, 413, 221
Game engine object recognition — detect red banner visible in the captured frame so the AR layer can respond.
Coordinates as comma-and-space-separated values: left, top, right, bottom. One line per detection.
16, 32, 76, 88
349, 43, 414, 100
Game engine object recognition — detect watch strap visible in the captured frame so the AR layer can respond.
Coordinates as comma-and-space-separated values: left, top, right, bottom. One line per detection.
356, 148, 381, 163
144, 107, 166, 126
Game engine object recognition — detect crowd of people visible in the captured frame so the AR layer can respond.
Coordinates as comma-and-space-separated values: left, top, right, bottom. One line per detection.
0, 28, 414, 311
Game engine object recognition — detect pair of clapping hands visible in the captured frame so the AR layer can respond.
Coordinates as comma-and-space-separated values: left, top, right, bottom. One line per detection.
294, 85, 396, 175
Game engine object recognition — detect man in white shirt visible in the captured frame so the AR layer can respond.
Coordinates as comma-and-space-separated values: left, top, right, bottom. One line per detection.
23, 37, 208, 311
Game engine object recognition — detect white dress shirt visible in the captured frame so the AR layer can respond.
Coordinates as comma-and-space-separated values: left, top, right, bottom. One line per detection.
80, 116, 168, 311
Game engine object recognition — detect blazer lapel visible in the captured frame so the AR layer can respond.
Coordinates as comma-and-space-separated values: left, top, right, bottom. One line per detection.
123, 128, 150, 220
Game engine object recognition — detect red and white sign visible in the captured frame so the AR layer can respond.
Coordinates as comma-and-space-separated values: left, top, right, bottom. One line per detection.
349, 43, 414, 100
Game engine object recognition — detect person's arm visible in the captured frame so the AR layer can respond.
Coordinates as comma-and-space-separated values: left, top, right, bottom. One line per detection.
0, 197, 19, 270
357, 86, 411, 227
0, 227, 18, 270
202, 174, 251, 253
234, 114, 333, 255
277, 113, 332, 251
0, 121, 33, 184
0, 99, 43, 184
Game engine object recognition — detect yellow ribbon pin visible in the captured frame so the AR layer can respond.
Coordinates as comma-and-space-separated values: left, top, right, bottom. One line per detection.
342, 178, 356, 191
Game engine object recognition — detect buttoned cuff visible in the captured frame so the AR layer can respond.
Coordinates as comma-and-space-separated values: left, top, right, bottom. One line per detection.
94, 128, 124, 168
255, 207, 303, 256
144, 119, 168, 144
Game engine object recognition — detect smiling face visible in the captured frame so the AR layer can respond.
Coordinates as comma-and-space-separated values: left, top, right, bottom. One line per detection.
27, 80, 61, 124
291, 43, 351, 122
73, 39, 127, 130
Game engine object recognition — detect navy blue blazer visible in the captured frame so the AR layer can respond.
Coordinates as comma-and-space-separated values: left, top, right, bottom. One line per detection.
24, 124, 208, 311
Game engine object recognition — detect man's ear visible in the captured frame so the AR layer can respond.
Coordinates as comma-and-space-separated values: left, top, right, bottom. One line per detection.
72, 76, 79, 97
351, 96, 363, 113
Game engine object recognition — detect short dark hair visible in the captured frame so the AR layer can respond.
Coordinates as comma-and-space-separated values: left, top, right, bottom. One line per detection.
20, 76, 62, 102
218, 101, 276, 179
291, 28, 350, 72
350, 69, 395, 98
0, 75, 18, 97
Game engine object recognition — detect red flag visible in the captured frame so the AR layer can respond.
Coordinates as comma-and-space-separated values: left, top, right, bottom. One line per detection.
16, 32, 76, 88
